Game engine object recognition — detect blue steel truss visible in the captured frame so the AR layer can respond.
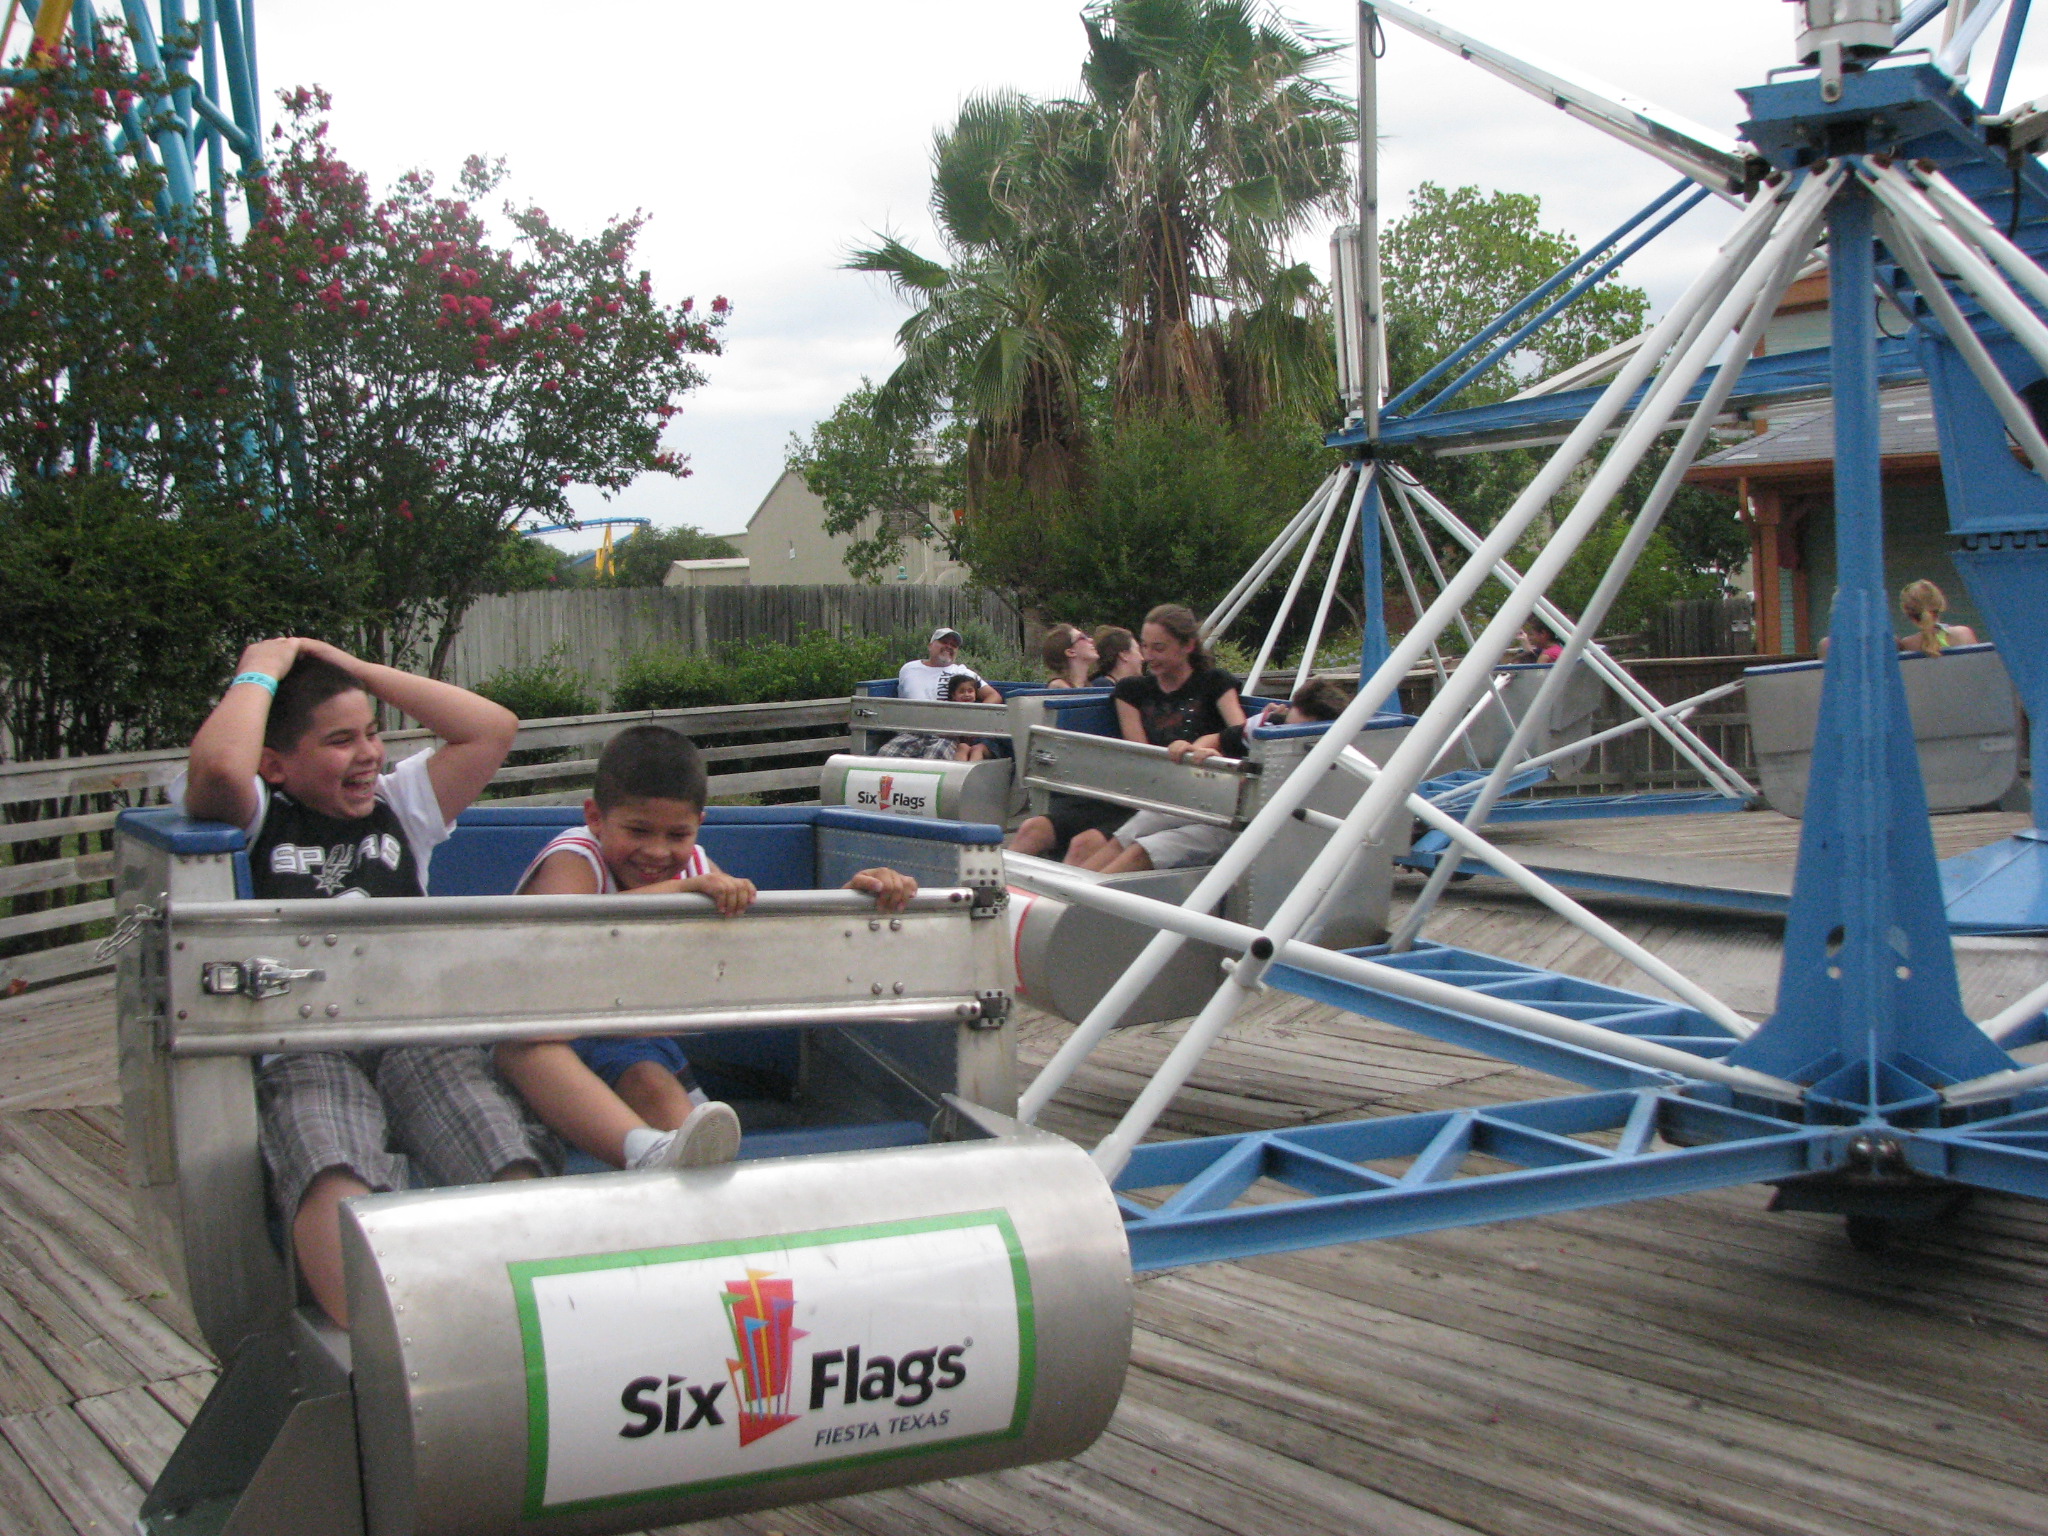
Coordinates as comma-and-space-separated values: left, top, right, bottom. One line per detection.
6, 0, 265, 220
1123, 17, 2048, 1270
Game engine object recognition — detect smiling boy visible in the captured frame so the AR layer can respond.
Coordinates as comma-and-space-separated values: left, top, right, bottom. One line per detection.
494, 725, 919, 1172
180, 636, 541, 1328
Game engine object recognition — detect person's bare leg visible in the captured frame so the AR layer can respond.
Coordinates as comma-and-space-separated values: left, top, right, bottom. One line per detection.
294, 1167, 372, 1329
1098, 841, 1155, 874
496, 1041, 644, 1166
1008, 816, 1056, 856
1065, 830, 1110, 866
615, 1060, 697, 1132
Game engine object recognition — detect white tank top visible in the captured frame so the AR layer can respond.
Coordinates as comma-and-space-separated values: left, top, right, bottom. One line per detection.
517, 827, 708, 894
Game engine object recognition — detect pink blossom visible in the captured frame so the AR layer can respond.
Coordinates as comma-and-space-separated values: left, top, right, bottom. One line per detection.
542, 379, 560, 392
710, 295, 729, 315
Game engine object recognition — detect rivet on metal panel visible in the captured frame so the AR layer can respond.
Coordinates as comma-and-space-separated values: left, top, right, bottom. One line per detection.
871, 982, 884, 995
323, 934, 338, 947
869, 919, 881, 931
175, 942, 184, 951
610, 928, 620, 938
176, 1010, 187, 1020
299, 1005, 313, 1019
325, 1004, 340, 1018
890, 918, 903, 932
296, 935, 311, 948
893, 981, 907, 994
354, 946, 365, 957
615, 998, 625, 1008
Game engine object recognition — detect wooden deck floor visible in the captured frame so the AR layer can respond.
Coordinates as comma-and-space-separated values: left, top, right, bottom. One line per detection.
3, 813, 2048, 1535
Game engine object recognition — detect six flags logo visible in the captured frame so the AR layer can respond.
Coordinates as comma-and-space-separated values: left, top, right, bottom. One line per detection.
618, 1267, 973, 1449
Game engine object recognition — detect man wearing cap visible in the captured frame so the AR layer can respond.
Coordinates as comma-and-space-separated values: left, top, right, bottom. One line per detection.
897, 628, 1000, 704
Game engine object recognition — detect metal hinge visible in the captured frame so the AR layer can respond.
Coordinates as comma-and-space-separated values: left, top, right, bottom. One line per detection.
971, 990, 1011, 1029
201, 957, 326, 1000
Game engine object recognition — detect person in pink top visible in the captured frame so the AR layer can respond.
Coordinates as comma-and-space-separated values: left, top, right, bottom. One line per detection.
495, 725, 917, 1171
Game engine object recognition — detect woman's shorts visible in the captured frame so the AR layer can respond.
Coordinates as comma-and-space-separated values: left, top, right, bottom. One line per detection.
1114, 809, 1234, 869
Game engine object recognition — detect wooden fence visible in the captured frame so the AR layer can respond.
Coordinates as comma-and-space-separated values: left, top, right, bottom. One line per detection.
440, 584, 1021, 693
0, 698, 852, 994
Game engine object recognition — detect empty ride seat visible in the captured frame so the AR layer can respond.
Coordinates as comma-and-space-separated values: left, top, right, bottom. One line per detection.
1746, 643, 2020, 817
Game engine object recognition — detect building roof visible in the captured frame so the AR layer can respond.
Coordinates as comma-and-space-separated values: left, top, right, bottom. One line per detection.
1687, 384, 1943, 484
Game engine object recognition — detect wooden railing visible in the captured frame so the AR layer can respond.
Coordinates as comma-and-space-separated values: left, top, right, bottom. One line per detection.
0, 698, 852, 992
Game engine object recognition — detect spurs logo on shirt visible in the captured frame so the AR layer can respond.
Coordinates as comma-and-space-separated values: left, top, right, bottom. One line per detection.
268, 832, 406, 894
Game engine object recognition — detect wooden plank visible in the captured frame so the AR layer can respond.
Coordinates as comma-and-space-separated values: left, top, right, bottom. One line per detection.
0, 1428, 75, 1536
0, 812, 120, 851
0, 901, 116, 945
73, 1384, 185, 1490
144, 1371, 216, 1427
0, 945, 113, 1005
0, 1404, 143, 1535
0, 853, 115, 903
0, 756, 183, 808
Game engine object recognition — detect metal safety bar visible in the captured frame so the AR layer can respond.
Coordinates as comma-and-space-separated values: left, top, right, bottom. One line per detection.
1021, 727, 1257, 830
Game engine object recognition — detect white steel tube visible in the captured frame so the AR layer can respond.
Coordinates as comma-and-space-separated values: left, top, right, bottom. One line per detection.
1513, 678, 1741, 773
1206, 469, 1348, 641
1877, 206, 2048, 470
1866, 164, 2048, 383
1016, 864, 1798, 1104
1389, 208, 1818, 947
1943, 1058, 2048, 1107
1321, 749, 1756, 1038
1359, 1, 1385, 437
1400, 472, 1755, 799
1391, 478, 1481, 652
1017, 173, 1800, 1128
1246, 465, 1351, 695
1912, 162, 2048, 317
1062, 178, 1825, 1165
1976, 973, 2048, 1043
1293, 464, 1372, 692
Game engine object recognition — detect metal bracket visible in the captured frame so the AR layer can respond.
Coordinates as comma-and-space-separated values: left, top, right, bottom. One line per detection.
201, 958, 326, 1000
968, 882, 1009, 919
972, 990, 1012, 1029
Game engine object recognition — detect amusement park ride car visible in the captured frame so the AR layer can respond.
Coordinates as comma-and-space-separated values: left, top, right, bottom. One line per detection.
98, 0, 2048, 1530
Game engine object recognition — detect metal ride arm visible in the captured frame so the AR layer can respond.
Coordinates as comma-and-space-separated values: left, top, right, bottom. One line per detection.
1386, 204, 1815, 949
1019, 726, 1257, 828
849, 695, 1016, 747
1020, 171, 1807, 1139
1368, 0, 1752, 198
1244, 465, 1361, 694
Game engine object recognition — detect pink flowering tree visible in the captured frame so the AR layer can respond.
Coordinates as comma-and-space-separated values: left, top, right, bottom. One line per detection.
245, 88, 726, 673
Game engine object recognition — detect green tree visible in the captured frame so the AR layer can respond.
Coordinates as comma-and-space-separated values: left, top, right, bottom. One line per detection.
599, 522, 738, 586
786, 379, 968, 583
245, 88, 726, 675
0, 44, 324, 762
1080, 0, 1354, 420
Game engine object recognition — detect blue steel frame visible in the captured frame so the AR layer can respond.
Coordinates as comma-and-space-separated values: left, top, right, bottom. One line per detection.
8, 0, 265, 219
1121, 34, 2048, 1270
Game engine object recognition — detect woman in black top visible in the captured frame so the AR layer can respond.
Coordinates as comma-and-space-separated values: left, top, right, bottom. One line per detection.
1067, 604, 1246, 870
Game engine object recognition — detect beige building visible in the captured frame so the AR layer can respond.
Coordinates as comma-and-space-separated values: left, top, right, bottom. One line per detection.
725, 469, 968, 587
662, 557, 752, 588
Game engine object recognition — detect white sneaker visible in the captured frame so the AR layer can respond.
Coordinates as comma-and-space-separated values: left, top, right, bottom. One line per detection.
629, 1102, 742, 1170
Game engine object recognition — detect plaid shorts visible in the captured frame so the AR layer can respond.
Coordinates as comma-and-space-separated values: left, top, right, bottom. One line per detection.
257, 1046, 554, 1220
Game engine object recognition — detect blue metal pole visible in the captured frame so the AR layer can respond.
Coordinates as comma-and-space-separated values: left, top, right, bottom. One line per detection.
1983, 0, 2030, 114
118, 0, 196, 211
1359, 469, 1389, 682
1410, 187, 1711, 418
1383, 179, 1693, 417
1728, 172, 2007, 1100
195, 0, 223, 215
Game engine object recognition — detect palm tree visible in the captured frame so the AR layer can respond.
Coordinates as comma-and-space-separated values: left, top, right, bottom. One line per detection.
1080, 0, 1353, 421
850, 92, 1112, 498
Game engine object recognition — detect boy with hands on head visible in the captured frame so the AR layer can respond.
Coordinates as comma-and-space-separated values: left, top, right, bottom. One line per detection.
495, 725, 920, 1174
180, 636, 540, 1329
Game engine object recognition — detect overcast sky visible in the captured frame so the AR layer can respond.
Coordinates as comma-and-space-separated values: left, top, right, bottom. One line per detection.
251, 0, 2048, 547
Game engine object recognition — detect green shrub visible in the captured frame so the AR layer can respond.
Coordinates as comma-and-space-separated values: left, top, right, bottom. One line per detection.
474, 650, 604, 720
611, 629, 926, 711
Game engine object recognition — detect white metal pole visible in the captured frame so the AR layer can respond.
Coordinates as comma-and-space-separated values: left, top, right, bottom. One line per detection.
1359, 1, 1386, 439
1389, 207, 1821, 947
1512, 678, 1741, 773
1204, 468, 1347, 640
1082, 169, 1836, 1174
1246, 463, 1351, 696
1293, 464, 1373, 691
1017, 172, 1801, 1128
1321, 747, 1756, 1038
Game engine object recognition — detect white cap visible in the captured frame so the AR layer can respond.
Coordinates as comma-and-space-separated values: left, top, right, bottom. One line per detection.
930, 626, 963, 645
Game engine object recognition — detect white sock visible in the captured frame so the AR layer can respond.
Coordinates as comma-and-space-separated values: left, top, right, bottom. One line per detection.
622, 1126, 667, 1164
686, 1085, 709, 1107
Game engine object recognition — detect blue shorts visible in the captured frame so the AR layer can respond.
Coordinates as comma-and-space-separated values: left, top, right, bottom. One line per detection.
571, 1036, 699, 1090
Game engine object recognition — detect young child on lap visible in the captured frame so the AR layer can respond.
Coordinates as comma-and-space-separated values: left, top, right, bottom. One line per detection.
495, 725, 918, 1170
180, 636, 538, 1329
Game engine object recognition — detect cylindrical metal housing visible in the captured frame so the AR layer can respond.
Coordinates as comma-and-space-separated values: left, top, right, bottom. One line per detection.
1790, 0, 1900, 63
342, 1127, 1132, 1536
819, 754, 1015, 828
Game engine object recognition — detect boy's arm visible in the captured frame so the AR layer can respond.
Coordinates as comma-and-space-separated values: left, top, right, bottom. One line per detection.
297, 640, 518, 822
184, 636, 307, 826
518, 850, 603, 895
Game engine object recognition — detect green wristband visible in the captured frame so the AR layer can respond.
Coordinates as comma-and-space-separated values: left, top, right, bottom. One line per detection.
231, 671, 278, 697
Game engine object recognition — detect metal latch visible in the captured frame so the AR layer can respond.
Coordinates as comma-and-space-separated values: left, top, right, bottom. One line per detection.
1030, 748, 1058, 765
201, 957, 326, 999
970, 990, 1012, 1029
968, 881, 1008, 919
852, 705, 879, 718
